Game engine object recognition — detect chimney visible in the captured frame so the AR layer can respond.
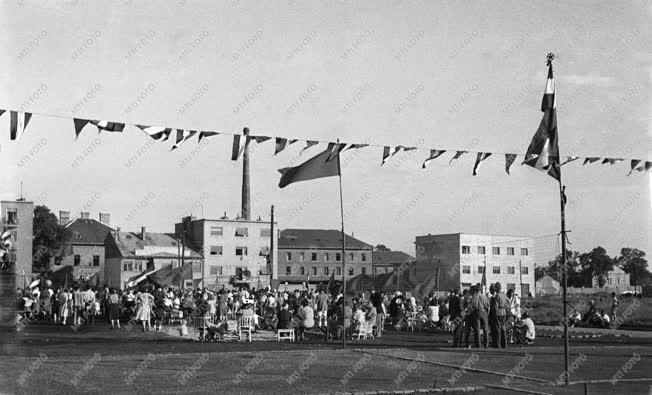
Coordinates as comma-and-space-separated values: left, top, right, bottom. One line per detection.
99, 213, 110, 226
80, 211, 90, 219
59, 211, 70, 225
141, 226, 146, 240
241, 127, 251, 220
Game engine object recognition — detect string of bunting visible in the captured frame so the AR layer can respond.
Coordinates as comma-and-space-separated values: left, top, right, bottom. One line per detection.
0, 108, 649, 176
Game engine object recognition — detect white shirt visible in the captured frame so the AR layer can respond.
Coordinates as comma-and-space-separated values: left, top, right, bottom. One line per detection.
427, 305, 439, 322
522, 318, 535, 340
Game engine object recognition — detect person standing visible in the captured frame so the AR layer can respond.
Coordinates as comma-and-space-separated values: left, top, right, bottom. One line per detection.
492, 282, 509, 349
108, 288, 121, 329
448, 289, 462, 347
58, 288, 71, 326
135, 288, 154, 331
370, 291, 386, 338
610, 292, 619, 324
469, 286, 489, 348
488, 284, 498, 348
297, 299, 314, 341
315, 289, 329, 327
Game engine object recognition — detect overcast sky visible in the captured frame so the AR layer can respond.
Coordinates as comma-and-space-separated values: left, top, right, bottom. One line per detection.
1, 0, 650, 260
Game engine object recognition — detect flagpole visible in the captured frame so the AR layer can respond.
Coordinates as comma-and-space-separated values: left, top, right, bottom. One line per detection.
337, 146, 346, 348
559, 178, 569, 385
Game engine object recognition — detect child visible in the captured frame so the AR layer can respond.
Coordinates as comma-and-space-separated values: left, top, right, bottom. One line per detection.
179, 319, 188, 337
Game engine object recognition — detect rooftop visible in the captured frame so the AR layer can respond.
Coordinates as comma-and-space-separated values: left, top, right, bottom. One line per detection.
372, 250, 415, 266
279, 229, 372, 250
66, 218, 114, 245
108, 231, 202, 259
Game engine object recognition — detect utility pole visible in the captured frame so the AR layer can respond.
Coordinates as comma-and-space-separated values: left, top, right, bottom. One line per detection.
270, 205, 275, 288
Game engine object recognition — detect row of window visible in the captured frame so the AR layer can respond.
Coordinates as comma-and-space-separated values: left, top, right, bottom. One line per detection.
209, 246, 270, 256
285, 252, 367, 262
461, 265, 529, 275
209, 226, 271, 238
284, 266, 368, 276
461, 246, 529, 256
67, 255, 100, 267
123, 261, 144, 272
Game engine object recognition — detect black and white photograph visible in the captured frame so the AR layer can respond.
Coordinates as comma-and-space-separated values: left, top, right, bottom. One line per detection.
0, 1, 651, 393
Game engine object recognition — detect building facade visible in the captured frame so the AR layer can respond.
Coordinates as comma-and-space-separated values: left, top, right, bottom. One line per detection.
277, 229, 373, 286
592, 266, 631, 289
371, 250, 414, 275
1, 199, 34, 288
415, 233, 536, 297
176, 216, 277, 290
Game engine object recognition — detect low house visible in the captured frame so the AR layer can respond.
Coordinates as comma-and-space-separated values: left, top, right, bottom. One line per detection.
372, 250, 414, 275
536, 274, 560, 295
592, 266, 630, 289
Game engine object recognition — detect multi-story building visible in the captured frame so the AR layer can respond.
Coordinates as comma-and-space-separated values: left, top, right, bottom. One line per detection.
50, 211, 113, 283
104, 227, 202, 289
176, 216, 277, 290
277, 229, 373, 287
1, 199, 34, 289
415, 233, 536, 297
371, 249, 414, 275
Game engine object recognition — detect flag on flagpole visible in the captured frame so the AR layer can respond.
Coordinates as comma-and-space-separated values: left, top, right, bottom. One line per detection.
472, 152, 492, 175
505, 153, 517, 174
198, 130, 219, 143
300, 140, 319, 155
73, 118, 91, 139
627, 159, 642, 176
278, 148, 341, 188
422, 149, 446, 168
523, 56, 560, 180
136, 125, 172, 141
582, 157, 600, 165
10, 111, 33, 140
170, 129, 197, 150
326, 142, 347, 162
231, 135, 242, 160
90, 120, 125, 133
449, 150, 467, 165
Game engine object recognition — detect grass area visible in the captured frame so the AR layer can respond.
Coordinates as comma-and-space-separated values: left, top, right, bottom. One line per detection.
521, 294, 652, 329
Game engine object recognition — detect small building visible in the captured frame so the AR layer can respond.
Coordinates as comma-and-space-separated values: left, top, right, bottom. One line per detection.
536, 274, 560, 295
104, 227, 202, 289
372, 249, 414, 275
1, 198, 34, 289
277, 229, 373, 287
592, 266, 631, 289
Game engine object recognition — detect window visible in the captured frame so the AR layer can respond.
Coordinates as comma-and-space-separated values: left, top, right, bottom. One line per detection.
210, 246, 223, 255
521, 266, 529, 275
235, 227, 248, 237
192, 262, 201, 272
507, 266, 515, 274
507, 247, 514, 256
361, 267, 366, 275
286, 266, 291, 275
210, 226, 223, 236
477, 246, 486, 255
235, 267, 245, 280
311, 252, 317, 261
300, 267, 305, 275
209, 266, 222, 275
336, 266, 341, 275
312, 267, 317, 275
127, 262, 133, 271
361, 253, 367, 262
462, 246, 471, 254
286, 252, 292, 261
348, 267, 354, 275
324, 267, 329, 275
520, 248, 529, 256
54, 257, 62, 266
324, 253, 329, 261
349, 252, 354, 261
507, 283, 516, 291
235, 247, 248, 256
493, 266, 500, 274
74, 255, 81, 266
462, 265, 471, 274
123, 263, 128, 271
136, 262, 143, 271
93, 255, 100, 266
477, 266, 485, 274
260, 228, 271, 237
75, 232, 81, 239
385, 267, 390, 273
6, 209, 17, 225
299, 252, 305, 262
492, 247, 500, 255
336, 253, 341, 261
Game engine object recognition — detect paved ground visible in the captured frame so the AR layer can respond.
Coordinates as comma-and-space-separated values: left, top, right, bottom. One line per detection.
1, 322, 651, 394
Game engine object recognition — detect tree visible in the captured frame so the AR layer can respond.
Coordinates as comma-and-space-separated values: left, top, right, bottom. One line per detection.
545, 250, 583, 286
374, 244, 390, 251
33, 205, 71, 273
579, 246, 614, 287
615, 248, 649, 288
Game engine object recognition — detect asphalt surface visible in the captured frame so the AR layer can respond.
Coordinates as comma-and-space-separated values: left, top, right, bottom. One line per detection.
1, 322, 651, 394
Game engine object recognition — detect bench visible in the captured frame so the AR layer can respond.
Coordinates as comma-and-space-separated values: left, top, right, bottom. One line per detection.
277, 328, 295, 342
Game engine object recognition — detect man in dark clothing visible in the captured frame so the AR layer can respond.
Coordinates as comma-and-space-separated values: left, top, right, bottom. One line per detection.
315, 289, 330, 327
448, 289, 462, 347
492, 282, 509, 348
488, 284, 498, 347
469, 285, 490, 348
277, 303, 293, 330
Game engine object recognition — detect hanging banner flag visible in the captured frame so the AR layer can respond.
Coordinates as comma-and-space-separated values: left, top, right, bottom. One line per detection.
300, 140, 319, 156
627, 159, 642, 176
198, 131, 219, 143
90, 120, 125, 133
472, 152, 492, 175
275, 137, 289, 155
522, 55, 560, 180
582, 157, 600, 165
170, 129, 197, 151
326, 143, 347, 162
231, 134, 242, 160
505, 153, 517, 174
559, 156, 580, 167
381, 146, 391, 166
602, 158, 624, 165
278, 148, 340, 188
253, 136, 271, 144
449, 150, 467, 165
641, 161, 652, 173
73, 118, 91, 139
10, 111, 33, 140
422, 149, 446, 168
136, 125, 172, 141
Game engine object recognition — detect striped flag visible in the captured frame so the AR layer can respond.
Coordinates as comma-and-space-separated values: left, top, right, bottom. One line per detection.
627, 160, 642, 175
198, 131, 219, 143
523, 56, 560, 180
472, 152, 492, 175
90, 120, 125, 133
449, 150, 467, 165
505, 153, 517, 174
73, 118, 91, 139
326, 142, 347, 162
136, 125, 172, 141
422, 149, 446, 168
10, 111, 32, 140
170, 129, 197, 151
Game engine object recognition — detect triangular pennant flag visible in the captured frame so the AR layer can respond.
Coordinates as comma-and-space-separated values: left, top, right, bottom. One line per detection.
10, 111, 32, 140
253, 136, 271, 144
627, 159, 642, 176
505, 153, 517, 174
582, 157, 600, 165
136, 125, 172, 141
345, 144, 369, 150
73, 118, 91, 139
300, 140, 319, 156
559, 156, 580, 167
472, 152, 492, 175
90, 120, 125, 133
289, 139, 298, 145
278, 148, 340, 188
402, 146, 417, 152
422, 149, 446, 168
381, 146, 391, 166
449, 150, 467, 165
601, 158, 624, 165
231, 135, 242, 160
522, 57, 560, 180
198, 131, 219, 143
641, 161, 652, 173
0, 110, 5, 117
326, 143, 347, 162
170, 129, 197, 151
275, 137, 289, 155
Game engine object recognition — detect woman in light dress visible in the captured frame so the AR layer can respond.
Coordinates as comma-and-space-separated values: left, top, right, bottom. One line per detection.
58, 288, 72, 325
135, 288, 155, 331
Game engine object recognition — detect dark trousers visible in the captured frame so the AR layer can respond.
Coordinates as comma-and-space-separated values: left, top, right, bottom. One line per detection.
491, 315, 507, 348
452, 315, 463, 347
462, 316, 474, 347
472, 310, 489, 348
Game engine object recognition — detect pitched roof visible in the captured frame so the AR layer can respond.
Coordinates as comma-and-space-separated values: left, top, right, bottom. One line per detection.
66, 218, 114, 245
372, 250, 415, 266
278, 229, 372, 250
108, 231, 202, 259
